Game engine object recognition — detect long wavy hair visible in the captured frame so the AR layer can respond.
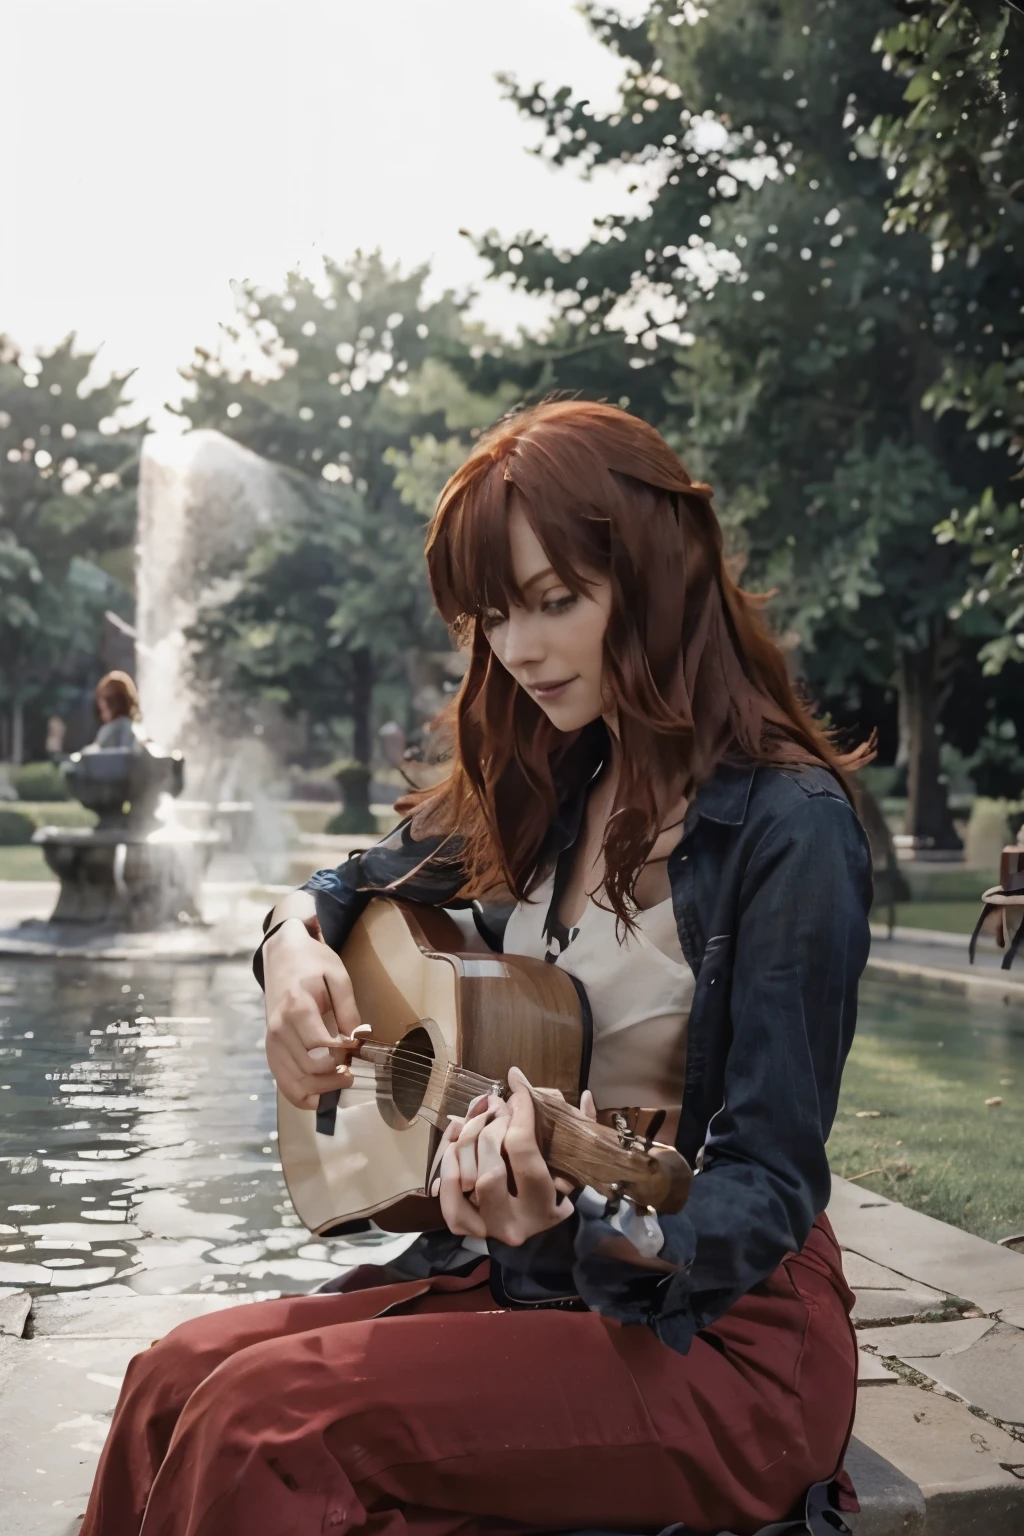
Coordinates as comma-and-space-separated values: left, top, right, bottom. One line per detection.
401, 399, 867, 924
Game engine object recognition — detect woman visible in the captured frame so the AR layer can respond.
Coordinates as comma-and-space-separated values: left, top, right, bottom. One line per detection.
80, 401, 872, 1536
90, 669, 142, 750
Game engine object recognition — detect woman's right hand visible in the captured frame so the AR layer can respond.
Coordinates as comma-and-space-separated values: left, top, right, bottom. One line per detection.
263, 919, 364, 1109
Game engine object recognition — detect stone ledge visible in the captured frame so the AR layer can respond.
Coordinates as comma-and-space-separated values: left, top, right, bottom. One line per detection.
29, 1292, 250, 1339
853, 1384, 1024, 1536
829, 1177, 1024, 1329
842, 1251, 950, 1327
844, 1435, 926, 1535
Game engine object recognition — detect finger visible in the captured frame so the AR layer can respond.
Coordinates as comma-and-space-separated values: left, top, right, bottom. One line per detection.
474, 1117, 556, 1241
580, 1090, 598, 1121
437, 1143, 487, 1238
271, 1056, 348, 1109
454, 1106, 499, 1192
273, 1047, 354, 1102
472, 1115, 511, 1206
277, 1029, 345, 1082
503, 1076, 560, 1198
322, 960, 362, 1037
271, 1022, 355, 1091
280, 989, 344, 1055
428, 1115, 465, 1188
321, 1023, 371, 1064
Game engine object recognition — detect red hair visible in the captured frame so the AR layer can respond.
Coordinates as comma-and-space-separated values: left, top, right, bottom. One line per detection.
95, 670, 140, 721
402, 399, 868, 923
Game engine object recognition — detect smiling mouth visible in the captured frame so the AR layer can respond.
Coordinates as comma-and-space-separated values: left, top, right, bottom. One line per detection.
527, 677, 578, 698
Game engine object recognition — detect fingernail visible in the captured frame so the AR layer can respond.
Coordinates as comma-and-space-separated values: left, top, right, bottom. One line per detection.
307, 1047, 331, 1063
430, 1178, 440, 1197
467, 1093, 488, 1115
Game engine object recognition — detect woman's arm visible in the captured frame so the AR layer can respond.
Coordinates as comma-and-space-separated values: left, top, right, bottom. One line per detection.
256, 818, 468, 1106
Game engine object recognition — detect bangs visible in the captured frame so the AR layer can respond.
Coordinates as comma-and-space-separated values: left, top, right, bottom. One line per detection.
426, 427, 614, 627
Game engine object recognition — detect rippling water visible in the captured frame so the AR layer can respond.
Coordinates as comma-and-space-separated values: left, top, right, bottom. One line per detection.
0, 958, 399, 1297
4, 957, 1022, 1296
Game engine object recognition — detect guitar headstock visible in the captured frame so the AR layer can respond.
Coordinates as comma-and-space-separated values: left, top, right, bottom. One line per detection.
528, 1088, 692, 1215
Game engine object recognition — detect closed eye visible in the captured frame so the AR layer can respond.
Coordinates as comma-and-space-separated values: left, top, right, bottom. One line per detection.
541, 593, 577, 616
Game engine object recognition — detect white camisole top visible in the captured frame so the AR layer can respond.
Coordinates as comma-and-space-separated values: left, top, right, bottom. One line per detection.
502, 872, 695, 1114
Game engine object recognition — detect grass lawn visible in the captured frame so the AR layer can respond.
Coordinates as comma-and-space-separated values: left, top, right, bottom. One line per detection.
15, 801, 97, 829
830, 973, 1024, 1243
0, 846, 52, 880
875, 900, 983, 935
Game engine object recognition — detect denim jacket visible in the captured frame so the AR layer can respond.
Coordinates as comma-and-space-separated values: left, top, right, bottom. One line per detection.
260, 757, 872, 1357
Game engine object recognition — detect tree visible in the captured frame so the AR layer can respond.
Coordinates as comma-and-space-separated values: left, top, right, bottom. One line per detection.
0, 335, 141, 762
473, 0, 1021, 847
180, 253, 516, 764
871, 1, 1023, 675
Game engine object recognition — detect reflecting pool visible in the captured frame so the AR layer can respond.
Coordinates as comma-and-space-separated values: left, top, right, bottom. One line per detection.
2, 958, 1022, 1296
0, 958, 404, 1298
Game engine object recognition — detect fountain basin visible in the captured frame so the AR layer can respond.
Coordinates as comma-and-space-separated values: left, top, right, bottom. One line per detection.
33, 824, 220, 929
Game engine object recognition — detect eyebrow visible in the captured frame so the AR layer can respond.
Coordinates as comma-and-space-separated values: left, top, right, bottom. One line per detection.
520, 566, 558, 593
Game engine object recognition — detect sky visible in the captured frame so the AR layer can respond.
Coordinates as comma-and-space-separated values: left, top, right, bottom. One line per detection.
0, 0, 650, 421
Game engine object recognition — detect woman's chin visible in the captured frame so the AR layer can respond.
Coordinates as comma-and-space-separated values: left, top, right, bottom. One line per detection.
534, 698, 603, 733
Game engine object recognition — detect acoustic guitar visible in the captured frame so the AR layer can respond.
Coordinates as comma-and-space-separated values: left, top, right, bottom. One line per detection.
277, 898, 692, 1235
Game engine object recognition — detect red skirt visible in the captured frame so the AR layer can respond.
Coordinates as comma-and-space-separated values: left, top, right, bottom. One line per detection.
79, 1214, 857, 1536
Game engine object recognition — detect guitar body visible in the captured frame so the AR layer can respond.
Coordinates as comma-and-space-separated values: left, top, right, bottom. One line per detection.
277, 899, 585, 1235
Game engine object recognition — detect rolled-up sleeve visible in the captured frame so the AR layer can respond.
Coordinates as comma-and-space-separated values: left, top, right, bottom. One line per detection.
571, 791, 872, 1353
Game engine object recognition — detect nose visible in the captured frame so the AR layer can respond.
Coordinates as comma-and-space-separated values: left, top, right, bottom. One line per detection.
499, 609, 545, 671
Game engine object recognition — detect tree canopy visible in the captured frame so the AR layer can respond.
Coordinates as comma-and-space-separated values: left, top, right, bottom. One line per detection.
873, 0, 1023, 674
469, 0, 1023, 844
0, 335, 140, 762
180, 253, 516, 763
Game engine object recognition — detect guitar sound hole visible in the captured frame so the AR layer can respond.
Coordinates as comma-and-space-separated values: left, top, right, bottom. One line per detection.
390, 1026, 435, 1121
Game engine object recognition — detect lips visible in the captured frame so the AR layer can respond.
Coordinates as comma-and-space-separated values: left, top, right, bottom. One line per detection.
527, 677, 577, 698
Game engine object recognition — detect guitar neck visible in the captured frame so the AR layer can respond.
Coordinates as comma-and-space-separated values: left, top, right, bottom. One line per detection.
354, 1042, 690, 1215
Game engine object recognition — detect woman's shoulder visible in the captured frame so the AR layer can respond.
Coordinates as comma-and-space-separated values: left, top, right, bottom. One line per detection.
740, 761, 870, 860
752, 760, 851, 807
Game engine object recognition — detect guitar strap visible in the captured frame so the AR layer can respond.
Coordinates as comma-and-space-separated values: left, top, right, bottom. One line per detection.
560, 970, 594, 1100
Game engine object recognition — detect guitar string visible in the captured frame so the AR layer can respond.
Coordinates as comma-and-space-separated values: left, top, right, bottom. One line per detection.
332, 1044, 500, 1096
318, 1062, 589, 1128
339, 1049, 587, 1111
349, 1049, 495, 1092
318, 1057, 498, 1101
326, 1063, 591, 1131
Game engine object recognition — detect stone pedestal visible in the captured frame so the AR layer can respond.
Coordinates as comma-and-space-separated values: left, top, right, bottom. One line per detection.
34, 826, 219, 930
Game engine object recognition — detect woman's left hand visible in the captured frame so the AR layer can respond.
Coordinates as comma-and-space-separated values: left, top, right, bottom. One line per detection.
432, 1067, 596, 1247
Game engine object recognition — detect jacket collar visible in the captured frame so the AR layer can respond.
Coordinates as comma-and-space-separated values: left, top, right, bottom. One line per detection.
690, 761, 757, 827
547, 754, 757, 861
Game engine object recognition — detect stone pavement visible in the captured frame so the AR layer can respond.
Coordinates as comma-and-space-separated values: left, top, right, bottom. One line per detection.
830, 1175, 1024, 1535
867, 924, 1024, 1001
1, 1178, 1022, 1534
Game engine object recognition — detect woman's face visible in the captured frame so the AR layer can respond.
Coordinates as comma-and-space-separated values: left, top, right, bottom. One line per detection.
481, 501, 612, 733
97, 692, 115, 724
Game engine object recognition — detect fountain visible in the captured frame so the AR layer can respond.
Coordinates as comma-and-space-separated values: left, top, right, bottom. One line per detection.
33, 741, 218, 929
0, 430, 309, 958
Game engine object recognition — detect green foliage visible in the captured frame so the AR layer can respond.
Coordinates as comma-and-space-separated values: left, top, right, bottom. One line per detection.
0, 808, 36, 846
476, 0, 1020, 840
326, 761, 375, 834
11, 760, 70, 802
870, 1, 1024, 669
0, 334, 143, 757
180, 254, 515, 759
